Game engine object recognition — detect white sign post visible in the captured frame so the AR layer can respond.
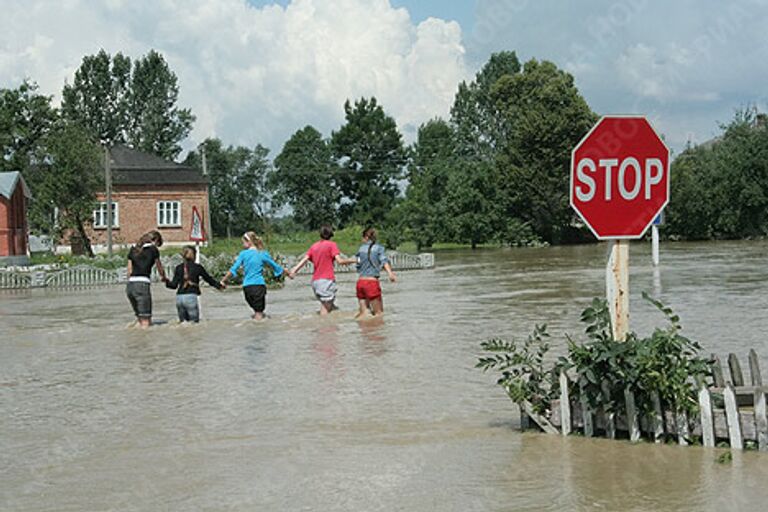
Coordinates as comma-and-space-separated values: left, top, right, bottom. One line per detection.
190, 206, 206, 264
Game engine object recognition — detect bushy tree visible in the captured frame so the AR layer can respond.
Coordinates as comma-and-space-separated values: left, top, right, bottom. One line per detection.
271, 125, 339, 229
331, 97, 406, 226
185, 139, 272, 237
62, 49, 194, 159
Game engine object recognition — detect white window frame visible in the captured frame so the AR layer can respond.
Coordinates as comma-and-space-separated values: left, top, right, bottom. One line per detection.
93, 202, 119, 228
157, 201, 181, 227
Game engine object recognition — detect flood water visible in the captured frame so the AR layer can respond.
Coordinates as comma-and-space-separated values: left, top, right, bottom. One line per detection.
2, 241, 768, 511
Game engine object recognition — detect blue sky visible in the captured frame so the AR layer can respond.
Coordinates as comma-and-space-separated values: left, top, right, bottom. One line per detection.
2, 0, 768, 154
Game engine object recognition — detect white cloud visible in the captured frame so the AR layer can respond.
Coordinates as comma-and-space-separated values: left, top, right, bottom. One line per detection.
0, 0, 470, 154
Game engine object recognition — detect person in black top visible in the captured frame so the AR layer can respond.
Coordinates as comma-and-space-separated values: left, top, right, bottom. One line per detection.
165, 245, 224, 323
126, 230, 166, 328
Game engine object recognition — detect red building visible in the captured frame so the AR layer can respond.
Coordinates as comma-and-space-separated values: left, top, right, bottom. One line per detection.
0, 171, 31, 265
83, 144, 210, 251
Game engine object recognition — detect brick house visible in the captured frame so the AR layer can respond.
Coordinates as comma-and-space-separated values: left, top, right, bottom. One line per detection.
0, 171, 31, 265
84, 144, 209, 251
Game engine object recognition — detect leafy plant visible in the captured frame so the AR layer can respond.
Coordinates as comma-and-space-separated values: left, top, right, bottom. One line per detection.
476, 324, 561, 414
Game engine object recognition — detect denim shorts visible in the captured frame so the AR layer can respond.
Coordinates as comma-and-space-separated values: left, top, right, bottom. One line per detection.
176, 294, 200, 322
126, 282, 152, 318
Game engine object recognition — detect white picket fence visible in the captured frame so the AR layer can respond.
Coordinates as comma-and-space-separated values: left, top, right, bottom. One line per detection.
0, 252, 435, 290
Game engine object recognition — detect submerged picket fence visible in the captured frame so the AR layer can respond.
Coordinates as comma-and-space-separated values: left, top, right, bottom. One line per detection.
521, 350, 767, 452
0, 252, 435, 290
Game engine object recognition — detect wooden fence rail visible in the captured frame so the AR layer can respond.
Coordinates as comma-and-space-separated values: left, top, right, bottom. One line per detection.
521, 350, 767, 452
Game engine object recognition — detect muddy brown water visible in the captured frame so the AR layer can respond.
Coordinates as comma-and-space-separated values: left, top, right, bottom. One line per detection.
2, 241, 768, 511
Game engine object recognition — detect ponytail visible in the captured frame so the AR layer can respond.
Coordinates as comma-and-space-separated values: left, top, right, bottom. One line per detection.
243, 231, 265, 250
363, 227, 377, 265
181, 246, 196, 289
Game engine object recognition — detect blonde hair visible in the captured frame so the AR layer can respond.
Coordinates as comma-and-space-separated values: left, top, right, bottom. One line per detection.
243, 231, 265, 250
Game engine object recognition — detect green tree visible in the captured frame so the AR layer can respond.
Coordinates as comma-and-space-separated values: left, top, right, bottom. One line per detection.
0, 82, 60, 232
491, 59, 597, 244
450, 51, 521, 161
128, 50, 195, 159
186, 139, 272, 237
30, 123, 102, 255
398, 118, 455, 249
443, 160, 501, 249
62, 49, 193, 159
331, 97, 406, 226
61, 50, 131, 144
271, 125, 339, 229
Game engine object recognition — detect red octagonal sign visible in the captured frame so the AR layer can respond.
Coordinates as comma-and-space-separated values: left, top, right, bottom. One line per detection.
570, 116, 670, 239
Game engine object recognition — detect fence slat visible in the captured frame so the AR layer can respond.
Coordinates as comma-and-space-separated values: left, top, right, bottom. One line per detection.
728, 353, 745, 386
755, 390, 768, 452
625, 388, 641, 442
580, 382, 593, 437
651, 392, 664, 443
712, 355, 726, 387
724, 384, 743, 450
601, 380, 615, 439
677, 411, 690, 446
699, 386, 715, 447
749, 349, 763, 386
559, 371, 571, 436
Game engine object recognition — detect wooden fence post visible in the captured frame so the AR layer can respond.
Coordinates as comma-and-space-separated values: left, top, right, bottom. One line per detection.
676, 411, 689, 446
724, 384, 743, 450
624, 388, 640, 442
698, 386, 715, 448
580, 382, 593, 437
755, 390, 768, 452
728, 353, 745, 387
601, 380, 615, 439
749, 349, 763, 385
559, 371, 571, 436
712, 355, 726, 388
650, 392, 664, 443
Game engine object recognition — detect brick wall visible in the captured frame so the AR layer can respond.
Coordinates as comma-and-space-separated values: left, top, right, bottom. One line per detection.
86, 184, 210, 247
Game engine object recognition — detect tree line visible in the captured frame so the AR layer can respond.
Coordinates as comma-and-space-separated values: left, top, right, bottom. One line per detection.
2, 47, 767, 254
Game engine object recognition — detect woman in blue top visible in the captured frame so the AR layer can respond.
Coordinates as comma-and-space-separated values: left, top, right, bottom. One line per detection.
347, 227, 396, 318
220, 231, 285, 320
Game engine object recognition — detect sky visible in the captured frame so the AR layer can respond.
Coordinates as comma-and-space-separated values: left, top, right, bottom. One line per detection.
1, 0, 767, 157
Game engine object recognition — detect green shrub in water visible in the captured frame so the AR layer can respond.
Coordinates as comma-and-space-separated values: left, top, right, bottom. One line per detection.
477, 294, 713, 419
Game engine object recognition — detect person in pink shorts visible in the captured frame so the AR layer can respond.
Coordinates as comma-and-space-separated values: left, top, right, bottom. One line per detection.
288, 225, 350, 315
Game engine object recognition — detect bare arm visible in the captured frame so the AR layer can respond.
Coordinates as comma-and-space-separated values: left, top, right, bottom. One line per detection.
127, 259, 133, 276
154, 257, 167, 281
336, 254, 356, 265
288, 254, 310, 278
383, 262, 396, 282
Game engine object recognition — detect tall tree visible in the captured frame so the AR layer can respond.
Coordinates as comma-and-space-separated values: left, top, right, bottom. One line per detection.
492, 59, 597, 244
128, 50, 195, 159
30, 123, 102, 255
61, 50, 131, 144
398, 118, 455, 249
185, 139, 272, 237
271, 125, 339, 229
331, 97, 406, 226
450, 51, 521, 161
62, 49, 193, 158
0, 82, 59, 231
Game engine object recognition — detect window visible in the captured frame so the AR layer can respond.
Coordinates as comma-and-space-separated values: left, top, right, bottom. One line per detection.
93, 202, 119, 228
157, 201, 181, 227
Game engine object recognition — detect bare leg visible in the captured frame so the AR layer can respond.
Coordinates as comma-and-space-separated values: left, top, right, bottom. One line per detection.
370, 297, 384, 316
319, 301, 334, 316
252, 312, 265, 320
355, 299, 369, 318
138, 317, 151, 328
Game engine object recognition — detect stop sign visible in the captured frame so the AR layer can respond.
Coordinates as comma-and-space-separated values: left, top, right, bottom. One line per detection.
570, 116, 670, 239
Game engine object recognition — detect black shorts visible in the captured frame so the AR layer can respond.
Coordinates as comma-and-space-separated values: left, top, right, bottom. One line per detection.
243, 285, 267, 313
126, 281, 152, 318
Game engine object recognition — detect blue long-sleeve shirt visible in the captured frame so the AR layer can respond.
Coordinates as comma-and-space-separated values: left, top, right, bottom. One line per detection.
229, 249, 283, 286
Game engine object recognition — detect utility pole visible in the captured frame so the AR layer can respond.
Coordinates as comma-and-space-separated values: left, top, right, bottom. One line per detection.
202, 146, 213, 245
105, 145, 113, 257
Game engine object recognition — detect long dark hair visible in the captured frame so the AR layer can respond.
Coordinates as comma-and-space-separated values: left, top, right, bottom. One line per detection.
130, 230, 163, 258
363, 227, 377, 265
182, 245, 196, 289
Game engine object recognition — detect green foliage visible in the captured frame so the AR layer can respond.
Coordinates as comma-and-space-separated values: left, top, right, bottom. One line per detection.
478, 294, 713, 420
62, 49, 194, 159
30, 123, 103, 255
667, 108, 768, 240
185, 138, 272, 238
331, 97, 406, 226
476, 325, 561, 414
271, 125, 339, 230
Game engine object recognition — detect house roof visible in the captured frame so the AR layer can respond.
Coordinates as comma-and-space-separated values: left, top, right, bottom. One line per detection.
109, 144, 207, 186
0, 171, 32, 200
